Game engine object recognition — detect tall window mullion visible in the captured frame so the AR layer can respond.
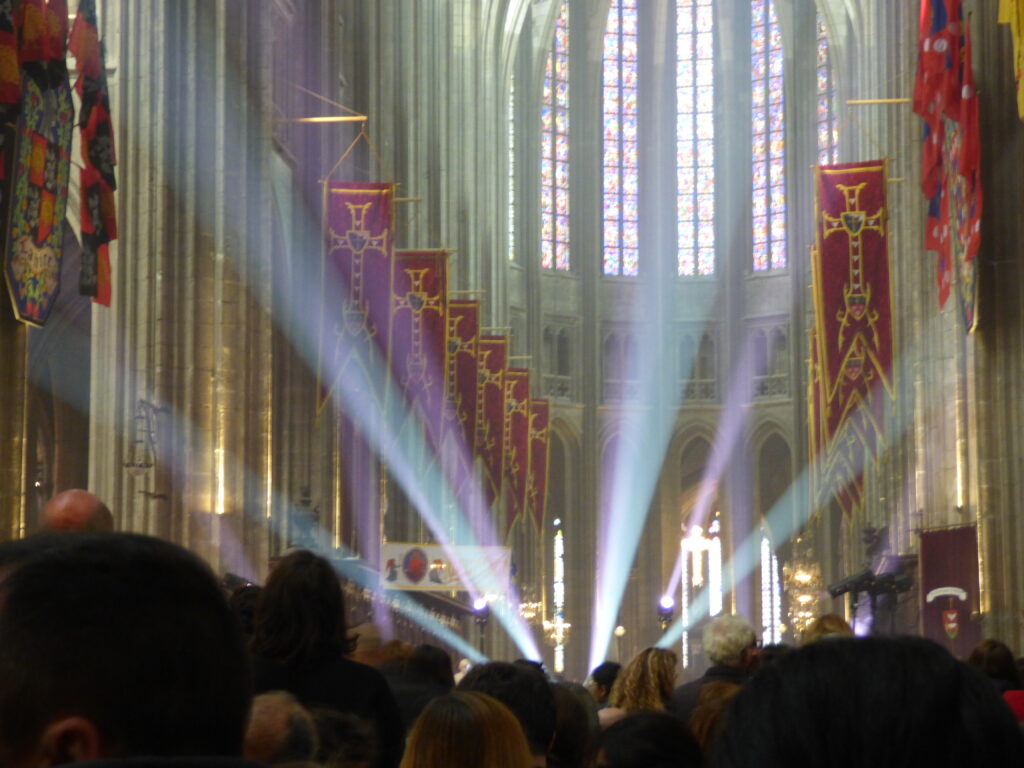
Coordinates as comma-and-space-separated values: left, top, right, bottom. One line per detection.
751, 0, 786, 271
816, 13, 838, 165
676, 0, 715, 277
602, 0, 639, 277
508, 80, 516, 261
541, 0, 570, 272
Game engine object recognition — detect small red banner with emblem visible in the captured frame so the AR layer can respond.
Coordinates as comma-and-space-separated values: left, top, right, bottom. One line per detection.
920, 525, 980, 657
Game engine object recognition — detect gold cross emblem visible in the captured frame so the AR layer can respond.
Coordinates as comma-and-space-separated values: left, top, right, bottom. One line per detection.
328, 201, 390, 342
821, 182, 884, 348
392, 268, 444, 390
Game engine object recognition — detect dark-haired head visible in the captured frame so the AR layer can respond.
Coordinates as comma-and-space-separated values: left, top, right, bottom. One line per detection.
0, 533, 251, 765
594, 711, 702, 768
756, 643, 792, 668
229, 584, 263, 640
712, 636, 1024, 767
549, 683, 593, 768
406, 644, 455, 689
967, 638, 1023, 691
457, 660, 556, 757
252, 549, 355, 665
589, 661, 621, 705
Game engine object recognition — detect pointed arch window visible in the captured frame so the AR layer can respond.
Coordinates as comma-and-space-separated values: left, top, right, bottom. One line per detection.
541, 0, 571, 271
751, 0, 786, 271
602, 0, 640, 277
816, 13, 838, 165
676, 0, 716, 276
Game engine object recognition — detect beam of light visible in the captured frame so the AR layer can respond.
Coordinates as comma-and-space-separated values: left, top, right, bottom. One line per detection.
325, 341, 542, 660
263, 112, 543, 658
60, 32, 542, 660
588, 343, 679, 670
588, 270, 704, 670
658, 313, 950, 650
333, 550, 487, 663
665, 333, 760, 598
588, 205, 740, 670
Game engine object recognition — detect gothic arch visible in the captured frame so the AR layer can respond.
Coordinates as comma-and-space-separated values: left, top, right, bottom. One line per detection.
755, 431, 793, 521
750, 415, 795, 451
557, 328, 571, 376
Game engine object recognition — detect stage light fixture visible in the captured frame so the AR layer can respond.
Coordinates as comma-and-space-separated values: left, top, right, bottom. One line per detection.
826, 568, 874, 599
657, 595, 675, 631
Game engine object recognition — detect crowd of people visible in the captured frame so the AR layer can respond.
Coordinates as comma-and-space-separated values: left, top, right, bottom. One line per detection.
2, 489, 1023, 767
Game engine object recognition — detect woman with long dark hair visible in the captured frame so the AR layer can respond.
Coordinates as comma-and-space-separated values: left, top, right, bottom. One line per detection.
251, 550, 403, 768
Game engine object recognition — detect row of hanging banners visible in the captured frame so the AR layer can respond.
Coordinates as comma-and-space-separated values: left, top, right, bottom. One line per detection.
316, 182, 551, 564
1, 0, 117, 326
811, 1, 985, 516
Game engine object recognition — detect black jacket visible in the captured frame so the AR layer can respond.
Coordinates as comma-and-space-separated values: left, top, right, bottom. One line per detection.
252, 654, 404, 768
669, 664, 748, 723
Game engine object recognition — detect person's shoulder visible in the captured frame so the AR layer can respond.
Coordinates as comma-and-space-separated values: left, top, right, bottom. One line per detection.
598, 707, 628, 730
334, 655, 392, 687
671, 677, 703, 698
703, 665, 747, 683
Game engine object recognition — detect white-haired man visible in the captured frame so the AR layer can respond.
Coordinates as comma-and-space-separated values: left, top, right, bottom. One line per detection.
670, 614, 759, 722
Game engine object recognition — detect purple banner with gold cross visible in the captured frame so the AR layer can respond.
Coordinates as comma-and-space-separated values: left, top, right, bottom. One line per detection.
390, 249, 448, 451
317, 181, 395, 414
476, 335, 507, 510
527, 398, 551, 532
503, 367, 530, 534
442, 299, 479, 494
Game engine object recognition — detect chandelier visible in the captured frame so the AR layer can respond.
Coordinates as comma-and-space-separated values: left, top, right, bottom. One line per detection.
543, 614, 571, 647
783, 537, 823, 637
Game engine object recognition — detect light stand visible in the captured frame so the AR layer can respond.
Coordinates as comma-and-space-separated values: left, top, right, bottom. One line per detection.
473, 597, 490, 653
658, 595, 675, 632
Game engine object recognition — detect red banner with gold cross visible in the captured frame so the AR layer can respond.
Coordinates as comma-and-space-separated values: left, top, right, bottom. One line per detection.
812, 162, 894, 514
527, 399, 551, 532
810, 314, 866, 517
476, 335, 507, 510
442, 299, 479, 494
503, 368, 531, 534
317, 182, 395, 415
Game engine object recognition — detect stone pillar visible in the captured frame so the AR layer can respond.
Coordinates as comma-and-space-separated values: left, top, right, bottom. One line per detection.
0, 308, 27, 538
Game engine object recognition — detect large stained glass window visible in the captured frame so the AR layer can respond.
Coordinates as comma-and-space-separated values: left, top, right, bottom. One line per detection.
541, 0, 570, 271
751, 0, 786, 271
602, 0, 639, 277
816, 13, 838, 166
677, 0, 716, 276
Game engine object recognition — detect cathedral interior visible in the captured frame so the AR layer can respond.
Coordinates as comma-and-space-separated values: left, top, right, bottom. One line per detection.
2, 0, 1024, 682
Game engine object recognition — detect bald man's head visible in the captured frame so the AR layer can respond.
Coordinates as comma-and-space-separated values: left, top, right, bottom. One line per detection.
244, 692, 318, 765
41, 490, 114, 533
